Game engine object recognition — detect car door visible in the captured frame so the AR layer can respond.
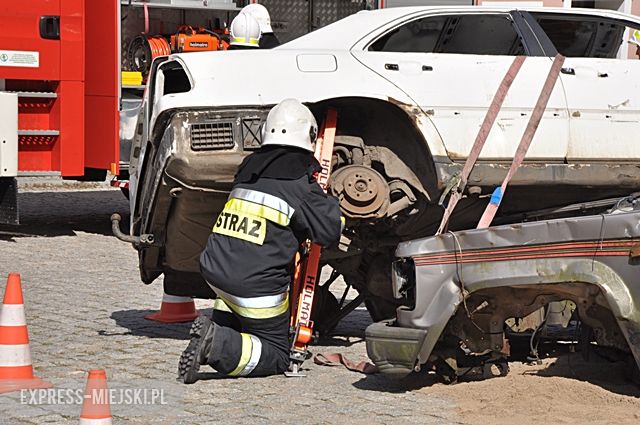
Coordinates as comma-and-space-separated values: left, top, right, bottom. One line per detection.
350, 11, 570, 161
129, 57, 169, 232
529, 12, 640, 161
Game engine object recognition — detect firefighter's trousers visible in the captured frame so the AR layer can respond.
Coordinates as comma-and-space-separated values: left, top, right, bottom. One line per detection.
206, 297, 289, 377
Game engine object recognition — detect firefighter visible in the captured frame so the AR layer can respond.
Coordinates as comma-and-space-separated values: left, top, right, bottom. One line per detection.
631, 29, 640, 59
178, 99, 343, 383
228, 13, 261, 50
241, 3, 281, 48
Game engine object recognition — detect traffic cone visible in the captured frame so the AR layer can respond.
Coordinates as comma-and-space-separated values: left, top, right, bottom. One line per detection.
144, 292, 198, 323
79, 369, 112, 425
0, 273, 52, 394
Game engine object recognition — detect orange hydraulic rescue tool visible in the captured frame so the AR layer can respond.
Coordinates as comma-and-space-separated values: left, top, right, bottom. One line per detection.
286, 109, 338, 377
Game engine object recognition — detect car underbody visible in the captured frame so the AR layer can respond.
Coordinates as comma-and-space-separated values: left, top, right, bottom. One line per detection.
130, 98, 640, 327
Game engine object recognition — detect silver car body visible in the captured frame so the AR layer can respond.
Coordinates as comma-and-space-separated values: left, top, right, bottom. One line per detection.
366, 210, 640, 377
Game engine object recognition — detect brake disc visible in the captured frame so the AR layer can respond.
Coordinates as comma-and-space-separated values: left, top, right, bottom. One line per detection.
330, 165, 389, 219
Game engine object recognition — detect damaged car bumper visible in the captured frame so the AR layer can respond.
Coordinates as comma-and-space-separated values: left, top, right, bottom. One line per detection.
365, 322, 427, 377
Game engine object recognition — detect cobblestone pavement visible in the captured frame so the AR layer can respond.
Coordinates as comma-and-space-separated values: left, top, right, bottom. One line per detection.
0, 187, 459, 424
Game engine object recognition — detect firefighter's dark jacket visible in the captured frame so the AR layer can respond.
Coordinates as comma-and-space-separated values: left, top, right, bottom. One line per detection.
200, 146, 342, 299
260, 33, 280, 49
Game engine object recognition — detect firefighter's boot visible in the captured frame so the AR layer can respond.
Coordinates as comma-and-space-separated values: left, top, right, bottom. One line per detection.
178, 315, 216, 384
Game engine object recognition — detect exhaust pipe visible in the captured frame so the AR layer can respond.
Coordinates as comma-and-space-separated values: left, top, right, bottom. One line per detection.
110, 213, 141, 244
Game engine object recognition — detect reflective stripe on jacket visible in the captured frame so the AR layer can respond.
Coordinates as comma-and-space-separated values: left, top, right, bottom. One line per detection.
212, 188, 296, 244
200, 147, 342, 299
210, 285, 289, 319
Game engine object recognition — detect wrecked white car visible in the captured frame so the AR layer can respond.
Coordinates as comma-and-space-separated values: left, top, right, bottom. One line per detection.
366, 199, 640, 381
125, 6, 640, 325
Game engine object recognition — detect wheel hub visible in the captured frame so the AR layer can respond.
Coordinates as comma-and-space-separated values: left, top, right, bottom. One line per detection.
330, 165, 389, 218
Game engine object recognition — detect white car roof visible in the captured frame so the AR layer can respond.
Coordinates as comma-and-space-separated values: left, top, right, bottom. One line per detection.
168, 6, 640, 99
171, 5, 640, 84
279, 6, 640, 51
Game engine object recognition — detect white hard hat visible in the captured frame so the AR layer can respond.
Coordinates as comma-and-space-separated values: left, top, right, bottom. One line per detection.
230, 13, 261, 48
261, 99, 318, 152
630, 29, 640, 47
241, 3, 273, 34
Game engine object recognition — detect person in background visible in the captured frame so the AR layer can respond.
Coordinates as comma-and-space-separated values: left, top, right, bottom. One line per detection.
630, 29, 640, 59
241, 3, 280, 48
228, 13, 261, 50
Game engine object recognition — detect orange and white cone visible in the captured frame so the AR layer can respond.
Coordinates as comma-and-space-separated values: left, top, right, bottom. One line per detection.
79, 369, 112, 425
144, 292, 198, 323
0, 273, 52, 394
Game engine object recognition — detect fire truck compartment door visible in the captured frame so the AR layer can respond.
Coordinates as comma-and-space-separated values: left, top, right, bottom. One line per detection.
84, 0, 119, 172
0, 0, 62, 80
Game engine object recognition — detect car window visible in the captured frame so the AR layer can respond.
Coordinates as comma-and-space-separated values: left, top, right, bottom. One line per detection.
369, 14, 525, 56
531, 13, 626, 58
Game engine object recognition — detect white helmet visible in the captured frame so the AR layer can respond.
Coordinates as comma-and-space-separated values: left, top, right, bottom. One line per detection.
241, 3, 273, 34
261, 99, 318, 152
230, 13, 261, 48
630, 29, 640, 47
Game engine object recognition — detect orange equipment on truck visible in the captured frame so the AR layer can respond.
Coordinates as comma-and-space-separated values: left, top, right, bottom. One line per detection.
286, 109, 338, 377
171, 26, 223, 52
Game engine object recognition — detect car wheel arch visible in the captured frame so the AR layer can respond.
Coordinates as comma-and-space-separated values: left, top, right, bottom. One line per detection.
408, 257, 640, 369
308, 96, 441, 200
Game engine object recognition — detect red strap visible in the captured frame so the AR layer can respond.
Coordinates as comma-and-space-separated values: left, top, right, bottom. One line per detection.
436, 56, 526, 235
477, 54, 566, 229
289, 110, 338, 356
143, 1, 149, 34
313, 353, 378, 374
